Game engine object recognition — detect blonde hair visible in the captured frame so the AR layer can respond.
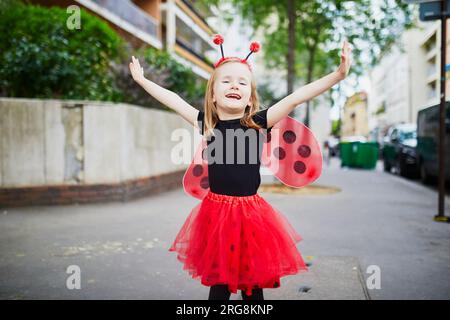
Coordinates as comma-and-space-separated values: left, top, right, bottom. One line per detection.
202, 57, 262, 137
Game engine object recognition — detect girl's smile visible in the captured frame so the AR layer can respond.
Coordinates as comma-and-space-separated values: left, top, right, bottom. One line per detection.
213, 62, 253, 116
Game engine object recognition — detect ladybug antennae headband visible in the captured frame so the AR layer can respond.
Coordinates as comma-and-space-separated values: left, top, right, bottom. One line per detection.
212, 34, 261, 70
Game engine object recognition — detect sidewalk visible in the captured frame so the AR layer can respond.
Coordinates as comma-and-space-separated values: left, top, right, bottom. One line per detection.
1, 157, 449, 299
260, 256, 369, 300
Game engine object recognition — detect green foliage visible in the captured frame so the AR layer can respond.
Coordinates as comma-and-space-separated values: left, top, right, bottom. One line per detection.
0, 1, 124, 101
0, 1, 206, 111
375, 102, 386, 115
143, 47, 205, 104
112, 45, 206, 110
331, 119, 341, 137
227, 0, 415, 77
257, 82, 282, 109
200, 0, 416, 85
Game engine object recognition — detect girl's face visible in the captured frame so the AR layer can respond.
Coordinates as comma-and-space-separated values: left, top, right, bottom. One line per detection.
213, 62, 253, 113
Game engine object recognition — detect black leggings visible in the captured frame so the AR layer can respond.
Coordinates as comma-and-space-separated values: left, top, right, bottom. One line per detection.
208, 284, 264, 300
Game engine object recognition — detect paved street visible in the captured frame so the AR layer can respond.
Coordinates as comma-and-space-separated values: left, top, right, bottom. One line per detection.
1, 157, 450, 300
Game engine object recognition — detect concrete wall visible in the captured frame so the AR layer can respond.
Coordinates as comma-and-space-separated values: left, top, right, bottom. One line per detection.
0, 98, 193, 188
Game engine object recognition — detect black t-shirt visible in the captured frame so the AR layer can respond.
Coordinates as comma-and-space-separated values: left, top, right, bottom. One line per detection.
196, 109, 272, 196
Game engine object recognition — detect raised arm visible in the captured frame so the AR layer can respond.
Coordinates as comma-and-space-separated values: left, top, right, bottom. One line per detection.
266, 40, 352, 128
129, 56, 200, 129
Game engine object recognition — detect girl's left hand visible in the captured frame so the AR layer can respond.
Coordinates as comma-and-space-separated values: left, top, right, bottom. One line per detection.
337, 39, 352, 80
129, 56, 145, 83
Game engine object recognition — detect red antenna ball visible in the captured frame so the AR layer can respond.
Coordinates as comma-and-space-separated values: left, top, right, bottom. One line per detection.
250, 41, 260, 53
213, 34, 224, 45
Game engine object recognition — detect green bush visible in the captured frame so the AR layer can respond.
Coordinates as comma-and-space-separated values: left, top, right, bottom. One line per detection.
109, 44, 206, 111
145, 48, 205, 104
0, 0, 125, 101
0, 0, 206, 110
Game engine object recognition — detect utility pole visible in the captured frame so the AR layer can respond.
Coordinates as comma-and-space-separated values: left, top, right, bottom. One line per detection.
404, 0, 449, 222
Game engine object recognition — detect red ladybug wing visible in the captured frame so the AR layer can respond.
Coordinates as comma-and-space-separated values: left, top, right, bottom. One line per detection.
182, 138, 209, 199
261, 116, 322, 188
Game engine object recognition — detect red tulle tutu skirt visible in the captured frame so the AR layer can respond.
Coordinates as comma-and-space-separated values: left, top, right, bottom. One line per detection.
169, 190, 309, 296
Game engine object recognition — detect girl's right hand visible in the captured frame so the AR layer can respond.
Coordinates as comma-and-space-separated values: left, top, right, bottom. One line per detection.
129, 56, 145, 83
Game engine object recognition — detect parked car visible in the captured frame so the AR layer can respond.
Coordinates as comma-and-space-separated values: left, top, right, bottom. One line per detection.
326, 136, 340, 157
382, 123, 419, 178
417, 103, 450, 184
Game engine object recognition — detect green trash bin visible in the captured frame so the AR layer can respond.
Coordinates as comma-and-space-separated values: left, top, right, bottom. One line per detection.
339, 141, 379, 169
339, 141, 356, 167
355, 142, 379, 169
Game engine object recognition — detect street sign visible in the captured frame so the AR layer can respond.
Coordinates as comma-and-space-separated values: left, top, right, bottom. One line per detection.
419, 0, 450, 21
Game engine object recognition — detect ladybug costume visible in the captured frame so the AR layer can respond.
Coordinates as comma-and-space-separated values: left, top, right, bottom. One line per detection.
169, 34, 322, 297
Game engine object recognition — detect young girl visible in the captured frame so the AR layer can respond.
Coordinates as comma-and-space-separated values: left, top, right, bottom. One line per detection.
129, 36, 352, 300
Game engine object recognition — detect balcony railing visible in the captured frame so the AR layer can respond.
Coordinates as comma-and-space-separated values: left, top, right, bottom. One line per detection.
91, 0, 158, 38
428, 88, 437, 100
180, 0, 211, 28
427, 65, 437, 78
176, 38, 212, 67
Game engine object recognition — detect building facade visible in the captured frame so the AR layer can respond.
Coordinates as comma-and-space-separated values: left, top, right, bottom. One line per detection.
341, 91, 369, 138
368, 19, 450, 143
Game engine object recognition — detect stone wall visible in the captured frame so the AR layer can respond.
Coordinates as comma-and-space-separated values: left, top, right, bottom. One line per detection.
0, 98, 198, 206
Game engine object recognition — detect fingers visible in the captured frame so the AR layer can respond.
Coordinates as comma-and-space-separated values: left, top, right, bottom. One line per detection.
341, 40, 352, 59
130, 56, 144, 73
129, 56, 145, 80
342, 39, 351, 50
137, 57, 141, 68
131, 55, 141, 68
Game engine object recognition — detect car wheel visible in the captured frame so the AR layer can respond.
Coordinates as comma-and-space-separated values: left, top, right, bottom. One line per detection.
395, 158, 403, 176
400, 161, 414, 179
397, 161, 403, 177
397, 156, 410, 178
383, 159, 391, 172
420, 161, 433, 185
